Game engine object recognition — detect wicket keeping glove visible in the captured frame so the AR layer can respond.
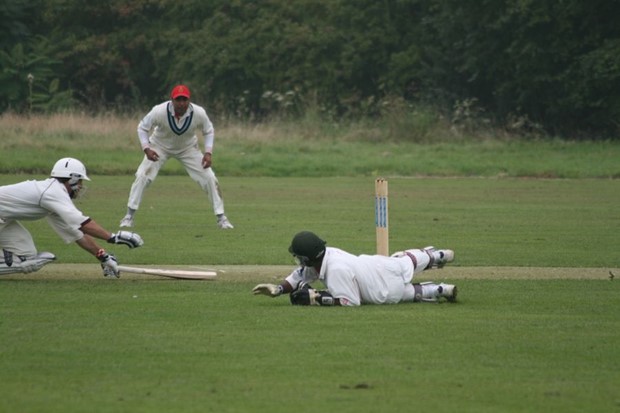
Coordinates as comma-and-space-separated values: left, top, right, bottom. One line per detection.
290, 285, 336, 306
252, 283, 284, 297
108, 231, 144, 249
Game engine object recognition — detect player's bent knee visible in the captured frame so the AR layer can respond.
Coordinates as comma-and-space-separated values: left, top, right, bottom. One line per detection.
134, 174, 154, 188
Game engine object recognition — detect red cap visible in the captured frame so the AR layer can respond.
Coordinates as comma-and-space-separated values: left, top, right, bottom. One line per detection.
171, 85, 191, 99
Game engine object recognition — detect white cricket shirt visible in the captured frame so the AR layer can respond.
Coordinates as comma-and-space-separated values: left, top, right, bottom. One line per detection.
285, 247, 414, 306
0, 178, 90, 243
138, 101, 215, 153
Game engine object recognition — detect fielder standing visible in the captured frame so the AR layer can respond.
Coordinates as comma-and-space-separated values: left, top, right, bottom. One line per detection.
0, 158, 143, 277
119, 84, 234, 229
253, 231, 457, 306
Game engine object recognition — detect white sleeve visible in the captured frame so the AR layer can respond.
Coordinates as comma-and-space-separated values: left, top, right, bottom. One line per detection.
46, 214, 86, 243
203, 128, 214, 153
284, 268, 305, 290
203, 118, 214, 153
39, 182, 89, 243
285, 267, 319, 289
137, 127, 151, 149
137, 108, 156, 149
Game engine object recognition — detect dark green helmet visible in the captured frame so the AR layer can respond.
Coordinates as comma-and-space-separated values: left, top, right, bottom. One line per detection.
288, 231, 327, 267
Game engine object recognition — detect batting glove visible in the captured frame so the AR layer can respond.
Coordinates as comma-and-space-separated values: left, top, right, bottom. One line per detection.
252, 283, 283, 297
108, 231, 144, 249
97, 249, 120, 278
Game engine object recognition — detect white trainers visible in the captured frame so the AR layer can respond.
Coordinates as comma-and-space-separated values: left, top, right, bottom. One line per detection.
416, 281, 457, 302
438, 283, 458, 302
119, 215, 134, 228
424, 246, 454, 268
217, 215, 234, 229
437, 249, 455, 267
36, 251, 57, 262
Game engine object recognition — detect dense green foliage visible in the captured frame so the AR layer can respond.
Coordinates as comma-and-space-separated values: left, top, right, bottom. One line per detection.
1, 0, 619, 138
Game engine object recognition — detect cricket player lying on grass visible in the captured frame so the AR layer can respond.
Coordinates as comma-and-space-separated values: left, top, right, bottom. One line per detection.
0, 158, 144, 278
253, 231, 457, 306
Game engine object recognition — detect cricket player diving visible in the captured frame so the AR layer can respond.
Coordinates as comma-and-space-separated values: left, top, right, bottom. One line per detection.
253, 231, 457, 306
0, 158, 144, 278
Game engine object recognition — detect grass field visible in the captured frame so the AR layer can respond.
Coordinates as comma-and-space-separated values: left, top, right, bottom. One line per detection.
1, 268, 618, 413
1, 174, 619, 413
1, 114, 619, 412
1, 175, 618, 267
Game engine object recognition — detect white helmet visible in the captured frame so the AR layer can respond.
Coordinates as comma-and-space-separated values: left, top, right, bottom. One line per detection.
50, 158, 91, 183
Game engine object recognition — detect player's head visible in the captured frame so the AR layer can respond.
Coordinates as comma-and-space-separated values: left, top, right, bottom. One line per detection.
170, 85, 191, 114
50, 157, 90, 199
171, 84, 191, 100
289, 231, 326, 267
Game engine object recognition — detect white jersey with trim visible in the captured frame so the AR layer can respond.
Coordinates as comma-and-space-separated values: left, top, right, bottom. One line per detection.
138, 101, 215, 154
0, 178, 89, 243
285, 247, 414, 306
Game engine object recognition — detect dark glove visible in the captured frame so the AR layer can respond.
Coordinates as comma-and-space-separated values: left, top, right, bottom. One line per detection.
290, 284, 335, 306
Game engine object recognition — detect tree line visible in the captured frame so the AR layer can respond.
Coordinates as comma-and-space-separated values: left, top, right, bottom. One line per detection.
1, 0, 619, 138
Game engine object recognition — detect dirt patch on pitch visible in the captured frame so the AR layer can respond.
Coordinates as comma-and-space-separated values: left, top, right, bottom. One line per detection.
2, 264, 617, 281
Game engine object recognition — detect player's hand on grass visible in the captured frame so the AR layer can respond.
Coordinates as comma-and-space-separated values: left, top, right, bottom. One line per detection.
252, 283, 283, 297
97, 250, 120, 278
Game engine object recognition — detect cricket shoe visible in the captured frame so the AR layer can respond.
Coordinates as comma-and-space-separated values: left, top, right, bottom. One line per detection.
217, 215, 234, 229
119, 215, 134, 228
424, 246, 454, 268
438, 283, 458, 302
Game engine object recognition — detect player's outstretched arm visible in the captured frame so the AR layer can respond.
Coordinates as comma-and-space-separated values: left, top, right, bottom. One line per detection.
80, 220, 144, 249
74, 234, 120, 278
252, 281, 294, 297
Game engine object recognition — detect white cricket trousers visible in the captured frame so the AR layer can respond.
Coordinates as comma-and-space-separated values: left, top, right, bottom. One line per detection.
127, 144, 225, 215
0, 220, 37, 257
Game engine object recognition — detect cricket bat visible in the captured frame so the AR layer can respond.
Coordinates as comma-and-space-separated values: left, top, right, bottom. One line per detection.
117, 265, 217, 280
